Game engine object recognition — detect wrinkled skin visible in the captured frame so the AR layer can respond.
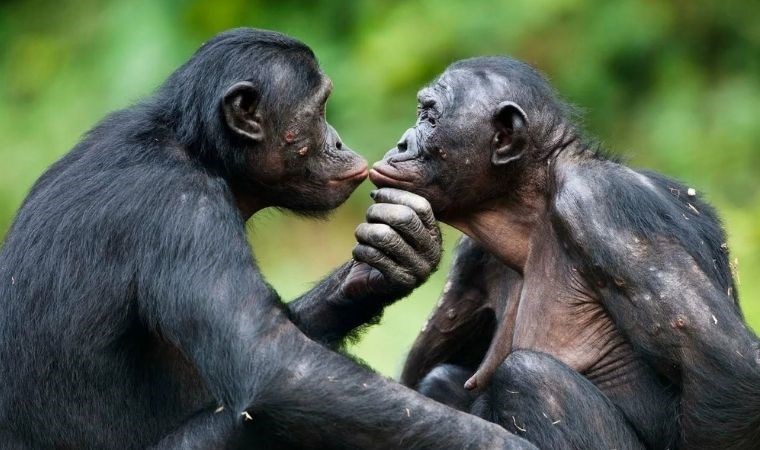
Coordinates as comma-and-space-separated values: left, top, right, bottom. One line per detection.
373, 57, 759, 450
229, 75, 368, 213
343, 188, 442, 299
369, 65, 536, 219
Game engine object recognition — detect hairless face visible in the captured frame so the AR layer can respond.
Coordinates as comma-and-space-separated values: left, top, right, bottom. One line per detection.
369, 61, 536, 219
224, 64, 368, 215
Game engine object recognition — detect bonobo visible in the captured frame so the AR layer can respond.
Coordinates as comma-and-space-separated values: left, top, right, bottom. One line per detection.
0, 31, 533, 449
371, 56, 760, 449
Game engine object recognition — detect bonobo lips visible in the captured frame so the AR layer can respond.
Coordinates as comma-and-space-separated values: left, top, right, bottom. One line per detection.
330, 163, 369, 184
369, 161, 414, 188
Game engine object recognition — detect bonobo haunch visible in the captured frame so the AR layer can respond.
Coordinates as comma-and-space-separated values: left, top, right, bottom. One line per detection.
371, 56, 759, 449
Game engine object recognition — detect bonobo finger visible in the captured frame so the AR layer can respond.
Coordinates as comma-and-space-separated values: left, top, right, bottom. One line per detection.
355, 223, 431, 279
352, 244, 416, 289
370, 188, 437, 230
365, 203, 433, 251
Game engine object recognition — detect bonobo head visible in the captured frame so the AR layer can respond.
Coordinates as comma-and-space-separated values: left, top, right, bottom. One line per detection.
370, 57, 576, 220
160, 28, 367, 216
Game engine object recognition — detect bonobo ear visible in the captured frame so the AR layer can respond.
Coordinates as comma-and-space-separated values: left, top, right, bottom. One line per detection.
491, 101, 529, 166
222, 81, 264, 142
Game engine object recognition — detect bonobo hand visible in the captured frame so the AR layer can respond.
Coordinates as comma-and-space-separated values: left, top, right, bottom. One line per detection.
342, 188, 442, 299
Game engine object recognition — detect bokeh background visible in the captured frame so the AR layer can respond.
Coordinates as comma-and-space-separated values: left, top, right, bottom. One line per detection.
1, 0, 758, 376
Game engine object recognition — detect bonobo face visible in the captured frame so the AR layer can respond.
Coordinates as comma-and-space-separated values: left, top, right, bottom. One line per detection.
369, 67, 529, 218
267, 75, 368, 213
223, 65, 367, 215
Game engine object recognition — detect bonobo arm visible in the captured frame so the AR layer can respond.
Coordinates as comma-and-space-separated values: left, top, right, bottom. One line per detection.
553, 163, 760, 449
288, 188, 442, 347
144, 193, 533, 450
401, 237, 520, 388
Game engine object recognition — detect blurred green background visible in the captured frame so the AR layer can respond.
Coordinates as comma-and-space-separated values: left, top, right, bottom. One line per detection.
1, 0, 758, 377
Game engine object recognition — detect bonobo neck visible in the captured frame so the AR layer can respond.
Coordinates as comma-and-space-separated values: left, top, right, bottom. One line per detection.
234, 194, 263, 221
447, 144, 592, 272
446, 179, 548, 275
231, 186, 268, 222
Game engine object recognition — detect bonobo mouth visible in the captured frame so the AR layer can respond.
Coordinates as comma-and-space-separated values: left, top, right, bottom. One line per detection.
369, 162, 415, 188
330, 164, 369, 184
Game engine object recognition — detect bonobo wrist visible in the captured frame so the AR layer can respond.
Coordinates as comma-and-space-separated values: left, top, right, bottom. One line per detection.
340, 259, 412, 303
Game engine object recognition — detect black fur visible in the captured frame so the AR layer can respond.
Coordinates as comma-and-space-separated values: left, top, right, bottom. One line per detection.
392, 56, 758, 449
0, 30, 530, 449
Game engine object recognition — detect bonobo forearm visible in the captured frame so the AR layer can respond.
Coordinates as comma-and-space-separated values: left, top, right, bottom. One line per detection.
150, 407, 239, 449
289, 189, 443, 348
288, 261, 396, 348
258, 330, 536, 450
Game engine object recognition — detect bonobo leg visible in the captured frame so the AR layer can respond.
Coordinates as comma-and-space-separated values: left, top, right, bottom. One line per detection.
418, 353, 644, 450
471, 351, 643, 450
417, 364, 479, 412
233, 312, 534, 450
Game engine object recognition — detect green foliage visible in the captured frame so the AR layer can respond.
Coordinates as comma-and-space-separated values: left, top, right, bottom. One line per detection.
0, 0, 758, 376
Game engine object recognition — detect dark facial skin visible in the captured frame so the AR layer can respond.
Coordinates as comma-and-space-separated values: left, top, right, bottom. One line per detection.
370, 68, 533, 221
223, 71, 368, 217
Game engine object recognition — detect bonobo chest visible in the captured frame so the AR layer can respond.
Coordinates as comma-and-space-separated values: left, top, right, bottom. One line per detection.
511, 230, 634, 378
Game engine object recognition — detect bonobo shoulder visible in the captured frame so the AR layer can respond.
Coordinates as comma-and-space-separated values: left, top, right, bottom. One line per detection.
550, 157, 622, 251
550, 156, 666, 264
551, 155, 688, 246
550, 154, 734, 296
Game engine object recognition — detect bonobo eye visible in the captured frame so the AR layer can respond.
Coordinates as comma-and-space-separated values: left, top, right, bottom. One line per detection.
417, 99, 439, 126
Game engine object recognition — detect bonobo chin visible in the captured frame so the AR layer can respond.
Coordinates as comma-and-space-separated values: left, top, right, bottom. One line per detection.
373, 56, 759, 449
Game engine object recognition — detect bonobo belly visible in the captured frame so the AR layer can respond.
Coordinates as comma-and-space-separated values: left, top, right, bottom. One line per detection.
508, 227, 646, 392
509, 271, 678, 446
512, 272, 640, 396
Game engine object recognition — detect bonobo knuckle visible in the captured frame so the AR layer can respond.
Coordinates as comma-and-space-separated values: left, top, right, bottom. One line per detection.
368, 223, 393, 243
365, 203, 384, 221
376, 188, 431, 213
352, 244, 381, 263
415, 261, 433, 280
356, 223, 391, 246
354, 223, 368, 239
408, 197, 431, 215
426, 246, 442, 261
395, 189, 430, 206
368, 203, 417, 228
392, 206, 416, 224
354, 225, 369, 245
397, 272, 417, 289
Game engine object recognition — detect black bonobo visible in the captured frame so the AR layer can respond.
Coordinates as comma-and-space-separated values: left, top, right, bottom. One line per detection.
370, 56, 760, 449
0, 31, 533, 449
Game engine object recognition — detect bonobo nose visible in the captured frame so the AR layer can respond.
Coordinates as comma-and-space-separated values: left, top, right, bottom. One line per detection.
327, 124, 348, 151
396, 137, 408, 152
384, 128, 418, 163
397, 128, 416, 152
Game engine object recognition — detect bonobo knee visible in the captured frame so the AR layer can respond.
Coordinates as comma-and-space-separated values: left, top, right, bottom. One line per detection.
475, 351, 644, 449
417, 364, 475, 411
480, 350, 570, 417
492, 350, 562, 389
